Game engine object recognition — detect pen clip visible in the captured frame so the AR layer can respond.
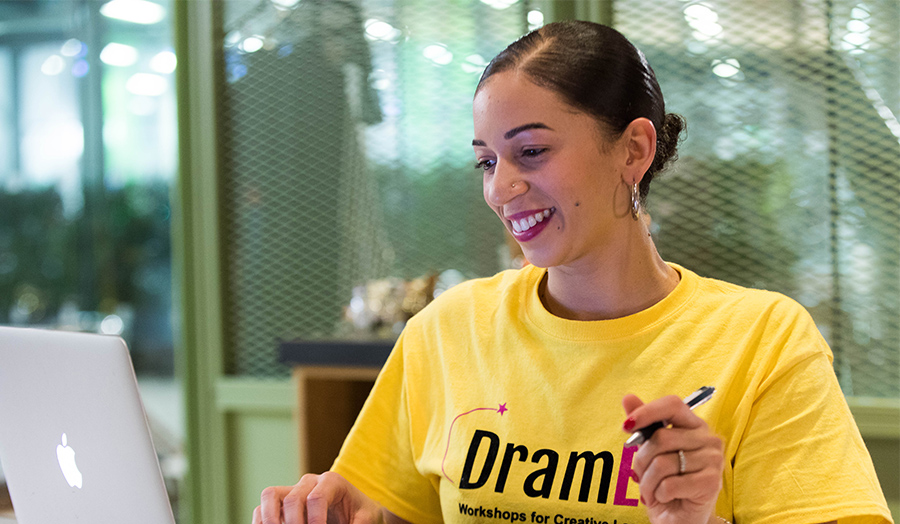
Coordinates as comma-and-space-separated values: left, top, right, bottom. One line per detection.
683, 386, 715, 408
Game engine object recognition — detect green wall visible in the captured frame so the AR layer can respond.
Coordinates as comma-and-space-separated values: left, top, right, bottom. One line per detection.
218, 379, 299, 523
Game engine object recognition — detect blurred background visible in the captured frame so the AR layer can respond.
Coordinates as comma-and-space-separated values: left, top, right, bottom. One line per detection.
0, 0, 897, 523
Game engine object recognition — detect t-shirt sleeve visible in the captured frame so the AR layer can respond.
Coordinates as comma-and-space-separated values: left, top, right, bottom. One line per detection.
732, 309, 892, 524
331, 332, 444, 524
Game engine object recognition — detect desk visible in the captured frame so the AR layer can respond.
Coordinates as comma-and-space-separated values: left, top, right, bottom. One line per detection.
279, 340, 393, 474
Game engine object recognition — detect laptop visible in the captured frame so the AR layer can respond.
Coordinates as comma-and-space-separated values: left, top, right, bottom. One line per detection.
0, 326, 176, 524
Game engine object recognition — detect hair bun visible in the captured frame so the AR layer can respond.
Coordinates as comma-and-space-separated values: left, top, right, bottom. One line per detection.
652, 114, 686, 175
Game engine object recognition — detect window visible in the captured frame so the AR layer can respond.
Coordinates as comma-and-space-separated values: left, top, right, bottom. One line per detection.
0, 0, 180, 515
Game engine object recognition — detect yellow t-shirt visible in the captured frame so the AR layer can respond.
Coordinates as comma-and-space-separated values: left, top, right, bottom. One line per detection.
332, 264, 892, 524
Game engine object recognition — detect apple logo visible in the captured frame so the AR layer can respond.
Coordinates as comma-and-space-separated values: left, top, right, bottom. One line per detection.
56, 433, 83, 489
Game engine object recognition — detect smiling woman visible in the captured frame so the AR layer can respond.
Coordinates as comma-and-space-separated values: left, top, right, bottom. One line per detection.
255, 20, 894, 524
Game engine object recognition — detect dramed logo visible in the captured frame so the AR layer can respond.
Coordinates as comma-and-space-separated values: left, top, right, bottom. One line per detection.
443, 402, 639, 507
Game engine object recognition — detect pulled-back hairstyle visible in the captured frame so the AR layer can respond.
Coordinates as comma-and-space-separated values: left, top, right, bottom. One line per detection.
476, 20, 684, 203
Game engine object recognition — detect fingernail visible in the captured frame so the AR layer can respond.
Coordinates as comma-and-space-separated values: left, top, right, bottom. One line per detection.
630, 470, 640, 483
623, 417, 636, 432
640, 494, 646, 506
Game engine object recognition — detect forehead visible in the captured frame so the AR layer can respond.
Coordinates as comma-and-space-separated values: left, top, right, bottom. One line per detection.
472, 71, 591, 138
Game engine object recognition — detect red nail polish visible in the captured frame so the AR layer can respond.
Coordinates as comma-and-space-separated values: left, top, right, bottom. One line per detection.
624, 417, 636, 432
630, 470, 640, 483
640, 495, 646, 506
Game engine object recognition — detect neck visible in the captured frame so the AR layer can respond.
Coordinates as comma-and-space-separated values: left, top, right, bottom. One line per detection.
540, 217, 679, 321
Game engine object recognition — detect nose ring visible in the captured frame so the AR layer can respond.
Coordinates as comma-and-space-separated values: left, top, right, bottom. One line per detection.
511, 181, 517, 189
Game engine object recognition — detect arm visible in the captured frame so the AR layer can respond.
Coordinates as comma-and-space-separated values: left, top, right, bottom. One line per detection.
253, 471, 413, 524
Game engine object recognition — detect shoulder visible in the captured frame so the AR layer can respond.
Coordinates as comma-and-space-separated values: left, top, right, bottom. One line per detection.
678, 264, 830, 361
685, 266, 815, 324
396, 265, 540, 347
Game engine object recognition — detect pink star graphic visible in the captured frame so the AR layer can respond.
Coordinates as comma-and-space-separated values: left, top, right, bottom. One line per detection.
497, 403, 508, 415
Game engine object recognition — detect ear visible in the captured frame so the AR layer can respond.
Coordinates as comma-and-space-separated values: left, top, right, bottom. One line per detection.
621, 118, 657, 186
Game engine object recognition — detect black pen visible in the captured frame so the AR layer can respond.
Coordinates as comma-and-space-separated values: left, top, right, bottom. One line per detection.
625, 386, 715, 447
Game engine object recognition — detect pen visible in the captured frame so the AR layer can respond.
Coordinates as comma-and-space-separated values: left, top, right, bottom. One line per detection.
625, 386, 715, 447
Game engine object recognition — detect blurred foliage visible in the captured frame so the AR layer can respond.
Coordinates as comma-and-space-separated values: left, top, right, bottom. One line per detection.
0, 183, 171, 352
0, 188, 76, 324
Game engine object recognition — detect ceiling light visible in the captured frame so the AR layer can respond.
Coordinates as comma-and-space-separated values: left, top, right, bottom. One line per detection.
100, 42, 139, 67
423, 44, 453, 66
239, 36, 265, 54
479, 0, 519, 9
100, 0, 165, 24
711, 58, 741, 79
126, 73, 168, 96
150, 50, 177, 74
41, 55, 66, 76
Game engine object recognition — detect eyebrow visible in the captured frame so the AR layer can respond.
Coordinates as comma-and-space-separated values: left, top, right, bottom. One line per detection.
471, 122, 553, 147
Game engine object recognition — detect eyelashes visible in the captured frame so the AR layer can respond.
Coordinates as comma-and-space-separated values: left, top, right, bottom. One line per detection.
473, 148, 548, 172
474, 159, 496, 171
521, 147, 547, 158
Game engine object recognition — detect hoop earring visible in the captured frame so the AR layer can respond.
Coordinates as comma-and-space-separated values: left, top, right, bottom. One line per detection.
630, 183, 640, 220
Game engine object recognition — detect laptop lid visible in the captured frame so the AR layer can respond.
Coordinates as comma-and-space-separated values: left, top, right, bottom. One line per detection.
0, 327, 176, 524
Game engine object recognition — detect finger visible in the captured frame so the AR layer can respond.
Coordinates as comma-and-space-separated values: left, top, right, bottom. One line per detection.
253, 505, 262, 524
281, 474, 322, 524
638, 444, 723, 507
637, 448, 680, 507
260, 485, 293, 524
305, 472, 347, 524
626, 394, 706, 436
622, 394, 644, 417
652, 462, 723, 506
632, 426, 720, 478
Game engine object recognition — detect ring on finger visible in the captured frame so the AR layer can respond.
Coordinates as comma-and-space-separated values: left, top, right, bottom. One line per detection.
677, 449, 686, 475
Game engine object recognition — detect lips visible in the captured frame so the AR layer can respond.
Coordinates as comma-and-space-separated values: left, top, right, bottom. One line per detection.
507, 207, 555, 241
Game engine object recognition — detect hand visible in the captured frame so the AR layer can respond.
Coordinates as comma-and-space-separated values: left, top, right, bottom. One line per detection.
252, 471, 393, 524
622, 394, 724, 524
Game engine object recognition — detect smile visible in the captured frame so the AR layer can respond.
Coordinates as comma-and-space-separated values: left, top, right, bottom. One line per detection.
508, 207, 555, 241
511, 209, 552, 233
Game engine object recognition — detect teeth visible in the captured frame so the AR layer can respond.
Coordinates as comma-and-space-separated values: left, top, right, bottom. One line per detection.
510, 208, 553, 234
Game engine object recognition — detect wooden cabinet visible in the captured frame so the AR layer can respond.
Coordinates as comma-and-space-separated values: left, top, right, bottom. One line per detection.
280, 341, 392, 474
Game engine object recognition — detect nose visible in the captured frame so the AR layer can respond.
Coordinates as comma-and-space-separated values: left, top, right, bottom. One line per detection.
484, 161, 528, 208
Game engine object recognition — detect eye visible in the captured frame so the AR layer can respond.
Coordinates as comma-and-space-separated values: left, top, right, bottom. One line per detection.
474, 159, 496, 172
521, 147, 547, 158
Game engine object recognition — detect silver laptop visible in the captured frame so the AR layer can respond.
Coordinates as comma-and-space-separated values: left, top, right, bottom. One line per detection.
0, 326, 176, 524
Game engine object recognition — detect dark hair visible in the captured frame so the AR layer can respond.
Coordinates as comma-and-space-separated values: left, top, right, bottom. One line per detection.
476, 20, 684, 203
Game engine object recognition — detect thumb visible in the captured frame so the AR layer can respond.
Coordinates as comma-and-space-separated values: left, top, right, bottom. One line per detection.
622, 394, 644, 416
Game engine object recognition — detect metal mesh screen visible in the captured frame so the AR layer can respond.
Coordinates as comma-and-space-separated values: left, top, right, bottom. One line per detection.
616, 0, 900, 397
218, 0, 530, 377
216, 0, 899, 396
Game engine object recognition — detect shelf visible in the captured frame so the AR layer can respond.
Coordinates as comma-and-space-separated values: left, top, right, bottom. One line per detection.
278, 340, 395, 474
278, 339, 394, 368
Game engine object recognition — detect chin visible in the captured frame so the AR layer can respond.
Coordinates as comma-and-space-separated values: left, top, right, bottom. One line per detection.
519, 249, 559, 269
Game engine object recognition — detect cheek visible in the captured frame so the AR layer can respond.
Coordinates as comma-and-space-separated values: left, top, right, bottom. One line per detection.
482, 178, 497, 212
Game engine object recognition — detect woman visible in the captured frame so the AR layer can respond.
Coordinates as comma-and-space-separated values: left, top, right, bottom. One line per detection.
254, 21, 892, 524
